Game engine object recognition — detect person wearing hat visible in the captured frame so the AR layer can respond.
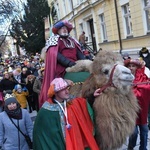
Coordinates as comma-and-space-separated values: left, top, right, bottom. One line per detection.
0, 71, 17, 96
21, 67, 32, 86
13, 84, 29, 109
139, 47, 150, 131
124, 59, 150, 150
33, 68, 45, 112
33, 78, 99, 150
25, 75, 37, 113
122, 52, 131, 60
139, 47, 150, 70
39, 20, 85, 107
0, 94, 33, 150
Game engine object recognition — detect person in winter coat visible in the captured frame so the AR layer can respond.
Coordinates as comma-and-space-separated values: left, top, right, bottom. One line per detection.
33, 68, 44, 95
139, 47, 150, 130
33, 68, 45, 111
0, 94, 33, 150
139, 47, 150, 70
0, 71, 17, 95
13, 84, 29, 109
124, 59, 150, 150
26, 75, 38, 113
20, 67, 31, 87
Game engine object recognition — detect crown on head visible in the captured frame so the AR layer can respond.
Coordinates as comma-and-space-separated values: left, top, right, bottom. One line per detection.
4, 93, 15, 101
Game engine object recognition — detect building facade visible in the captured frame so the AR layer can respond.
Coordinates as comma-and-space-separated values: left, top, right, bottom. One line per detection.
46, 0, 150, 57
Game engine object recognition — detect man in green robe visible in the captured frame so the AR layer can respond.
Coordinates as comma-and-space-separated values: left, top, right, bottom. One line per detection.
33, 78, 99, 150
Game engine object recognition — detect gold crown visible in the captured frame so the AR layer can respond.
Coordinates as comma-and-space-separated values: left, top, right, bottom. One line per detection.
4, 93, 15, 101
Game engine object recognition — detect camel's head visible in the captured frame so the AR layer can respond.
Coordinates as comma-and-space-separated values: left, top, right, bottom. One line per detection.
92, 51, 134, 92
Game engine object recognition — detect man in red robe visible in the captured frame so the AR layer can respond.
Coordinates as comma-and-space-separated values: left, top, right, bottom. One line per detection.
39, 20, 85, 107
124, 59, 150, 150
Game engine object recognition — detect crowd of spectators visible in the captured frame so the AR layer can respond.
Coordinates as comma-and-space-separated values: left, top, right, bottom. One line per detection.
0, 53, 45, 113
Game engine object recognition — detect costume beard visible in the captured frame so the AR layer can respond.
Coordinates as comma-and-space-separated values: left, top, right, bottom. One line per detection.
59, 33, 69, 38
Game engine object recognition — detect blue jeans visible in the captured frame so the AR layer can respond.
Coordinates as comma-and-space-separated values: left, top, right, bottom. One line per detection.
128, 125, 148, 150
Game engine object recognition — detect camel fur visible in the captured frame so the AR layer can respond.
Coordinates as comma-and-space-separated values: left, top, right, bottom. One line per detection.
66, 50, 139, 150
66, 59, 93, 73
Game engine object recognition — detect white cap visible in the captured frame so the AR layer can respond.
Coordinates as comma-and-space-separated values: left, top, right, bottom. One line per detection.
8, 67, 13, 73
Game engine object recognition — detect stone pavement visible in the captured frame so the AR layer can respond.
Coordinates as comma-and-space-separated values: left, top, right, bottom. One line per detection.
30, 110, 37, 122
30, 110, 150, 150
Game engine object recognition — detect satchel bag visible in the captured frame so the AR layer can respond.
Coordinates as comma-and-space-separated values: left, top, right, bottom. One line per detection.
9, 117, 33, 149
24, 134, 33, 149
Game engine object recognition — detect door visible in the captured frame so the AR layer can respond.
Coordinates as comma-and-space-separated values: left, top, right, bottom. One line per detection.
88, 19, 97, 53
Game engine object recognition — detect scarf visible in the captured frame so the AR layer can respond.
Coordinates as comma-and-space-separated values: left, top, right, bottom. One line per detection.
5, 104, 22, 120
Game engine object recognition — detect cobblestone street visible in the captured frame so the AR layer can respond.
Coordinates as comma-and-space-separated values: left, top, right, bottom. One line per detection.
30, 110, 150, 150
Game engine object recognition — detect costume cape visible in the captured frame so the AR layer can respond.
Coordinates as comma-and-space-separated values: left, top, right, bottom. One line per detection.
33, 97, 99, 150
39, 37, 84, 107
133, 67, 150, 125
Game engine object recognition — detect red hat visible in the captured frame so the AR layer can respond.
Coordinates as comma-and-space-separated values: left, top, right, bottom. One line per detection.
52, 20, 73, 34
124, 59, 142, 68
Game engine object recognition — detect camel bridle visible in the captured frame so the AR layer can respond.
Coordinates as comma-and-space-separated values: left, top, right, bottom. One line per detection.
98, 64, 118, 94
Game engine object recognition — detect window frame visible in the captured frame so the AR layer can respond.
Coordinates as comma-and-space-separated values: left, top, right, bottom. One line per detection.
99, 13, 108, 42
122, 3, 133, 37
143, 0, 150, 33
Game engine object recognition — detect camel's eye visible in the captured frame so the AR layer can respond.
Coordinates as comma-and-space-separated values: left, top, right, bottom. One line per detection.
103, 69, 109, 75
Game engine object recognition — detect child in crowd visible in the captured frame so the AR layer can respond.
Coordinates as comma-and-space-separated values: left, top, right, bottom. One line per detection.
13, 84, 29, 109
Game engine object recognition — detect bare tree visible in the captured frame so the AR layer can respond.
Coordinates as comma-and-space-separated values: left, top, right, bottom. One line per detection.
0, 0, 25, 53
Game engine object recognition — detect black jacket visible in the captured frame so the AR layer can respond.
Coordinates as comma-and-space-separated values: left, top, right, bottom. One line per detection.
57, 49, 85, 67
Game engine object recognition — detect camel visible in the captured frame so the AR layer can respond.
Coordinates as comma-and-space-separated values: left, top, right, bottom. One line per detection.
65, 50, 139, 150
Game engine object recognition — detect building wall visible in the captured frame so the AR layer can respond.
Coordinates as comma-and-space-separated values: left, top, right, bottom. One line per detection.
46, 0, 150, 57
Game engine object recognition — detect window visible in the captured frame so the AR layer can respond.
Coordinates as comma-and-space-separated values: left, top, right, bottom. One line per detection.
63, 0, 67, 15
143, 0, 150, 32
122, 3, 133, 36
77, 0, 84, 5
68, 0, 73, 12
56, 3, 60, 20
79, 23, 83, 33
99, 14, 107, 41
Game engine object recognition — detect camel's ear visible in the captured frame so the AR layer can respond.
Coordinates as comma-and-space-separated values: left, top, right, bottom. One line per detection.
82, 74, 96, 98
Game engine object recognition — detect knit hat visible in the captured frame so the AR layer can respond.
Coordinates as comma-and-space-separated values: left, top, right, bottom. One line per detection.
122, 52, 129, 58
52, 20, 73, 34
4, 94, 18, 106
15, 84, 22, 90
8, 67, 13, 73
140, 47, 149, 54
48, 78, 73, 97
4, 94, 22, 119
124, 59, 142, 68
